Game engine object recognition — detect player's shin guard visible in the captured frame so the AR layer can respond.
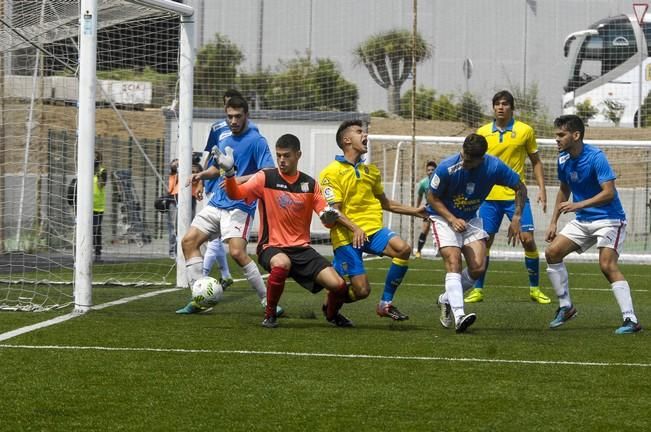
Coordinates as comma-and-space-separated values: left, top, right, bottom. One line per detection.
242, 261, 267, 300
185, 256, 204, 289
326, 281, 347, 320
266, 267, 289, 318
445, 272, 464, 320
546, 262, 571, 307
381, 258, 409, 302
524, 250, 540, 288
611, 280, 638, 322
417, 232, 427, 253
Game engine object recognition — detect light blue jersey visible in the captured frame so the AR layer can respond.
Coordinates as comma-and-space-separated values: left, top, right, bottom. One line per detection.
426, 153, 520, 221
557, 143, 625, 222
203, 120, 259, 193
207, 122, 274, 215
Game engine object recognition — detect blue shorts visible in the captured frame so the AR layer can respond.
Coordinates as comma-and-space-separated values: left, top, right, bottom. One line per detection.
479, 199, 535, 234
333, 227, 396, 277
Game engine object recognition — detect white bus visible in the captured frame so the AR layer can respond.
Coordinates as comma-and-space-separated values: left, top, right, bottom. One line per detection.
562, 13, 651, 127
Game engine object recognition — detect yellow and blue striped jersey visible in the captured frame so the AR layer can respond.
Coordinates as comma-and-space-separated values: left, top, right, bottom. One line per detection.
319, 156, 384, 249
477, 118, 537, 200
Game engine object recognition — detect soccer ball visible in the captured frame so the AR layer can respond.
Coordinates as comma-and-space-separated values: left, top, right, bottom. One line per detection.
191, 276, 223, 307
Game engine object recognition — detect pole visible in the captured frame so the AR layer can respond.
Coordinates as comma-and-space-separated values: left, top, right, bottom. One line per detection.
74, 0, 98, 313
639, 33, 644, 128
409, 0, 417, 245
176, 10, 195, 287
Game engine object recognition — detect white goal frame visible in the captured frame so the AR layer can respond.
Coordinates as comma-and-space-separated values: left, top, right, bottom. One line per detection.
75, 0, 195, 312
369, 134, 651, 264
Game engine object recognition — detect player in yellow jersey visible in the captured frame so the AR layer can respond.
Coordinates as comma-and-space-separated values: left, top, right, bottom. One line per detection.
319, 120, 425, 320
464, 90, 551, 304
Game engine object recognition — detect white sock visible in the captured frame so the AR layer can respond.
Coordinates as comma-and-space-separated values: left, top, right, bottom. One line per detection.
242, 260, 266, 300
546, 262, 571, 308
445, 272, 464, 322
611, 280, 638, 322
185, 256, 204, 289
203, 239, 232, 279
460, 268, 476, 293
214, 241, 232, 280
202, 241, 218, 276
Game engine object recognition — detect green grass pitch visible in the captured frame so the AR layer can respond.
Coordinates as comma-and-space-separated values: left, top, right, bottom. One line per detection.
0, 257, 649, 431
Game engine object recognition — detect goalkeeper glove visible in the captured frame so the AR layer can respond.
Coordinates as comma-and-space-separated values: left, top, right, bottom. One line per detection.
319, 206, 340, 227
212, 146, 235, 177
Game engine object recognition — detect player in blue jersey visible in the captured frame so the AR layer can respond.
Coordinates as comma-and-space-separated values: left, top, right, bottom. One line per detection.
200, 90, 256, 290
176, 96, 278, 315
544, 115, 641, 334
427, 133, 527, 333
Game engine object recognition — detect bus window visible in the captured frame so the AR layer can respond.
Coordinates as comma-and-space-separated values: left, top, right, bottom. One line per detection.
567, 35, 603, 91
644, 23, 651, 56
566, 17, 638, 92
601, 17, 636, 74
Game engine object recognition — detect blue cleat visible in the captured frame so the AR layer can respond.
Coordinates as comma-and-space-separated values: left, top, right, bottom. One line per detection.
549, 305, 577, 328
615, 318, 642, 334
175, 301, 204, 314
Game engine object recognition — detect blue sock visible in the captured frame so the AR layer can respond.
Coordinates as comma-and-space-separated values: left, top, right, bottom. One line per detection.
381, 258, 408, 302
524, 251, 539, 288
474, 255, 490, 289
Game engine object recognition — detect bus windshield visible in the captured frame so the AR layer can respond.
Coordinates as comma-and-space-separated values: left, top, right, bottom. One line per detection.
565, 15, 638, 92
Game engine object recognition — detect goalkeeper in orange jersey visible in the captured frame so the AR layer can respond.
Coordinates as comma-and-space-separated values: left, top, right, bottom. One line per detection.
220, 133, 363, 328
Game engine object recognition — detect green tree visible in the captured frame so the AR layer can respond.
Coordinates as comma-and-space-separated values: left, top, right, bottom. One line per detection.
237, 70, 274, 110
399, 86, 436, 119
354, 29, 432, 115
458, 92, 484, 127
512, 83, 553, 137
264, 56, 358, 111
575, 99, 598, 124
194, 34, 244, 107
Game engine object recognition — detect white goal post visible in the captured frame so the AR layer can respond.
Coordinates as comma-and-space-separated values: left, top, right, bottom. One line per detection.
0, 0, 194, 312
76, 0, 194, 312
370, 134, 651, 264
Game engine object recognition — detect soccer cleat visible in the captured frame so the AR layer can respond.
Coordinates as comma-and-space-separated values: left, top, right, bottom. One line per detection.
261, 315, 278, 328
615, 318, 642, 334
464, 288, 484, 303
220, 277, 234, 291
530, 287, 551, 304
415, 251, 422, 259
549, 305, 577, 328
175, 301, 204, 315
455, 313, 477, 333
321, 304, 354, 327
261, 298, 285, 317
376, 303, 409, 321
437, 299, 453, 329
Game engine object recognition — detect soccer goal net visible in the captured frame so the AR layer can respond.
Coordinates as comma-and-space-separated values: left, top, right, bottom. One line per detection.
372, 135, 651, 263
0, 0, 191, 311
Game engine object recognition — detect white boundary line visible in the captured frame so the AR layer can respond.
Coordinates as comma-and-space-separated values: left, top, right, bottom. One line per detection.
0, 344, 649, 368
0, 287, 183, 342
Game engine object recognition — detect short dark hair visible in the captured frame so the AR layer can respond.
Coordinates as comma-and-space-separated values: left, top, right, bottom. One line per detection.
336, 119, 363, 149
223, 89, 243, 100
554, 114, 585, 140
492, 90, 515, 109
426, 160, 437, 169
276, 134, 301, 151
463, 133, 488, 159
225, 95, 249, 113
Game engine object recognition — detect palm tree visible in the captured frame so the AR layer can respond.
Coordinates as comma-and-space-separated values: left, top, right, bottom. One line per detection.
353, 29, 432, 115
